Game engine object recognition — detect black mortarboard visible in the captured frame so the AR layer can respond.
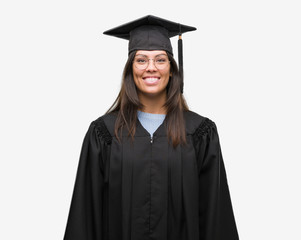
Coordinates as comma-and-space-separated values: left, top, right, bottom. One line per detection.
103, 15, 196, 93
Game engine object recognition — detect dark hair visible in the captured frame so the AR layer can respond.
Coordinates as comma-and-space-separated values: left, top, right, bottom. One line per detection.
106, 51, 189, 148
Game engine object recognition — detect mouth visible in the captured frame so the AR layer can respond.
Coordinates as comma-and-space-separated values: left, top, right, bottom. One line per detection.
142, 77, 160, 85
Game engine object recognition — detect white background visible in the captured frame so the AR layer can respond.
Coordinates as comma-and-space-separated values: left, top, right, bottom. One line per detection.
1, 0, 300, 239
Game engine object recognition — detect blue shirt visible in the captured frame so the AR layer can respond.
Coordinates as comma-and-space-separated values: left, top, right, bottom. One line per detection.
137, 110, 166, 137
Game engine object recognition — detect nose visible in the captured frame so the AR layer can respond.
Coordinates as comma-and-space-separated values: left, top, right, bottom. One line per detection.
145, 59, 157, 71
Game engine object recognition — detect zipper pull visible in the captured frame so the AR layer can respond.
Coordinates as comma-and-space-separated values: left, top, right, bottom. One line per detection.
150, 136, 153, 144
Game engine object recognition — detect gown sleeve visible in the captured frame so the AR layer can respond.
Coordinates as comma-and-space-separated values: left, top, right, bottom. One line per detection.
193, 118, 239, 240
63, 119, 111, 240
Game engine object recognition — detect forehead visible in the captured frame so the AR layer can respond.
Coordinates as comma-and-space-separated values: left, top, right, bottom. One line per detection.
135, 50, 167, 56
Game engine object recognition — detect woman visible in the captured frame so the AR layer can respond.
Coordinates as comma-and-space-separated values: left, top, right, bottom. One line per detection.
64, 15, 239, 240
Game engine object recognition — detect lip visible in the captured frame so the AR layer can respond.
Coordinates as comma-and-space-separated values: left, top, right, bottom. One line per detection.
142, 76, 160, 86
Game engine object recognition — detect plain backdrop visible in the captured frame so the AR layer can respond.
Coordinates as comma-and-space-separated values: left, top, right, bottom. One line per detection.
0, 0, 300, 239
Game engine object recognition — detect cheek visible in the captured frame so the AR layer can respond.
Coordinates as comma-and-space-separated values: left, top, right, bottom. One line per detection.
132, 67, 143, 86
162, 69, 171, 82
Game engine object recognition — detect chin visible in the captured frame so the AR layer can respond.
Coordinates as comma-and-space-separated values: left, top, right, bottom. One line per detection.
141, 88, 165, 96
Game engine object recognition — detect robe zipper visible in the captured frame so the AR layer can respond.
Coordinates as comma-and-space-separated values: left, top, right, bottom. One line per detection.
149, 135, 153, 234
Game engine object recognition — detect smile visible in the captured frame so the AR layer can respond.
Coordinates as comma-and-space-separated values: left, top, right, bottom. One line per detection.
143, 77, 160, 85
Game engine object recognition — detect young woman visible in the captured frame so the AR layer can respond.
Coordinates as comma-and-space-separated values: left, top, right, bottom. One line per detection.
64, 15, 239, 240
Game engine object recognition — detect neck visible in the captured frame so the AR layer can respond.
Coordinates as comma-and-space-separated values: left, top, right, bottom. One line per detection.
138, 91, 167, 114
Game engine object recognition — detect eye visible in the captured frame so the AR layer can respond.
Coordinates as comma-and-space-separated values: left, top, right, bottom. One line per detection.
155, 55, 168, 63
135, 56, 147, 63
137, 58, 147, 63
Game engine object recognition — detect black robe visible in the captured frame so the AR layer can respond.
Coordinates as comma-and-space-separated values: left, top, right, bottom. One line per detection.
63, 110, 239, 240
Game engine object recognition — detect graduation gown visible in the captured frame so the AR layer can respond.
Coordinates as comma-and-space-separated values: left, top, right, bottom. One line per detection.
63, 110, 239, 240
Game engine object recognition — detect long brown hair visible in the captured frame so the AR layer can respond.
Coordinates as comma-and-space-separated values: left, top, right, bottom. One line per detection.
106, 51, 189, 148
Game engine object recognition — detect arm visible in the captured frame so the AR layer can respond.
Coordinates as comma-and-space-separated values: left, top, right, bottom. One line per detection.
64, 120, 110, 240
194, 119, 239, 240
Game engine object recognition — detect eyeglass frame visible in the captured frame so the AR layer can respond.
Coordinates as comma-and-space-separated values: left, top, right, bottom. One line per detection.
133, 54, 171, 70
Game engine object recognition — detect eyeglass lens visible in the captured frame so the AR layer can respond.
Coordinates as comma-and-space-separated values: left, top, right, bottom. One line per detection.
134, 54, 169, 69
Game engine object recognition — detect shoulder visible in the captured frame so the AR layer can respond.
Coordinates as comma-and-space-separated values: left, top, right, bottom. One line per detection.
90, 111, 118, 144
89, 110, 216, 141
93, 111, 117, 132
184, 110, 216, 137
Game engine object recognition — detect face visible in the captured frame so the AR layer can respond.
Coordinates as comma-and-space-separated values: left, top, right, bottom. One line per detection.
132, 50, 171, 97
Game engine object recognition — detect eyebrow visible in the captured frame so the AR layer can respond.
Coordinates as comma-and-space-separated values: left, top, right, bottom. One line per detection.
135, 53, 168, 58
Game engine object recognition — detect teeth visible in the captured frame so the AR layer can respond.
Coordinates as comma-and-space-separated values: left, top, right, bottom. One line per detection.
144, 78, 159, 83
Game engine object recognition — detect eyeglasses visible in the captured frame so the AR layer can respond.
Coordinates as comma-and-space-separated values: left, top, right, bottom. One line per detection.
133, 54, 170, 70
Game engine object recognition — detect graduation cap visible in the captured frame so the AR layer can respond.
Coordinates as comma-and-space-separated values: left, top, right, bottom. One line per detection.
103, 15, 196, 93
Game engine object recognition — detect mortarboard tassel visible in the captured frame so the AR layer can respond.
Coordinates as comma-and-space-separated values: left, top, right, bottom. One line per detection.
178, 28, 184, 94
